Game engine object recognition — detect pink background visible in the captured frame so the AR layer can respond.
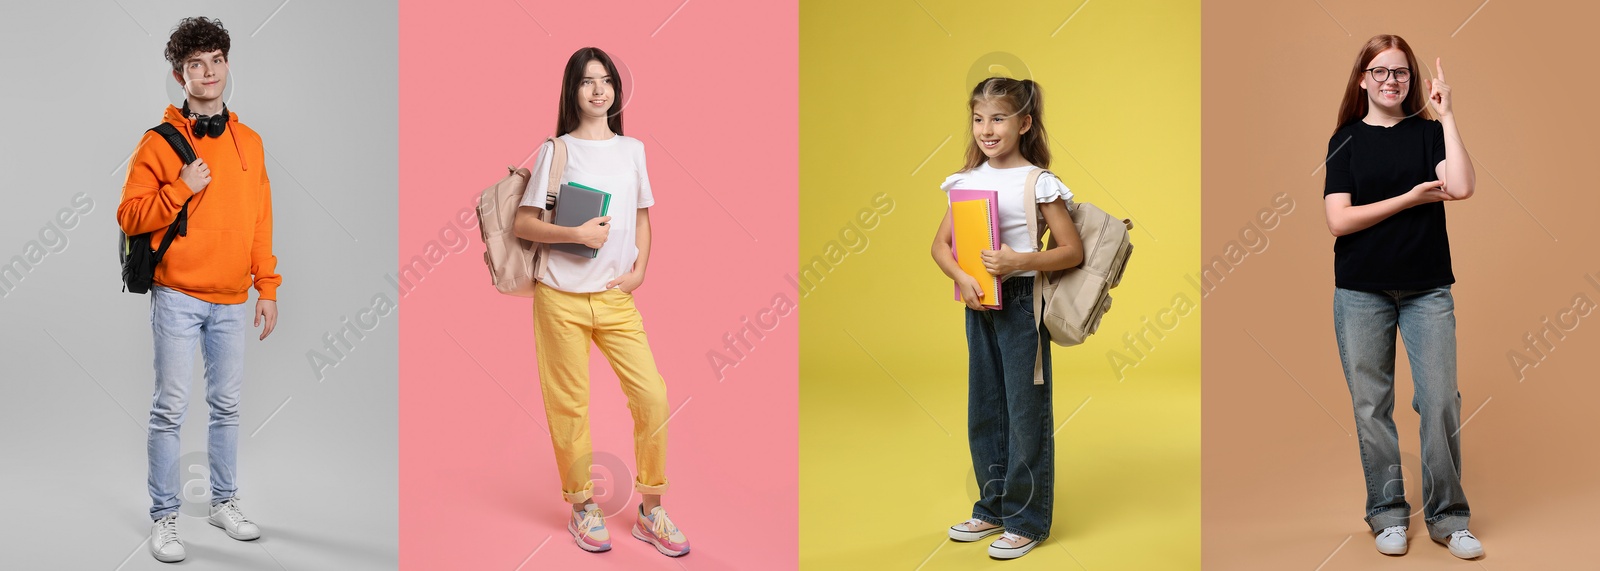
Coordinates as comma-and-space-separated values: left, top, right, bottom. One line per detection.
398, 1, 797, 569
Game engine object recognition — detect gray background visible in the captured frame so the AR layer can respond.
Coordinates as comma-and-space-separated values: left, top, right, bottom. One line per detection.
0, 1, 397, 569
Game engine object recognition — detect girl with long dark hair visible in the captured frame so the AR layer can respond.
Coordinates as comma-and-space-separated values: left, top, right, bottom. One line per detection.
512, 46, 689, 558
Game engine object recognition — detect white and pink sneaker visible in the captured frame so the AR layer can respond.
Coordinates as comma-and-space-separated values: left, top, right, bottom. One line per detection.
988, 532, 1038, 560
948, 518, 1004, 542
631, 504, 690, 557
568, 504, 611, 553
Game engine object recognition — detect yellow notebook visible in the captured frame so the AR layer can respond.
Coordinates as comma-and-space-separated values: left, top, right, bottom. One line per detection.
951, 198, 1000, 308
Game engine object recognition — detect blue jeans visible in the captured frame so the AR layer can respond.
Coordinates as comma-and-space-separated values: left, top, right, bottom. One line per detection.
965, 276, 1053, 542
1333, 286, 1469, 540
147, 286, 249, 519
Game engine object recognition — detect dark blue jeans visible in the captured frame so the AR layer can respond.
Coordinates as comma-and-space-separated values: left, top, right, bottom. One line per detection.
965, 276, 1053, 542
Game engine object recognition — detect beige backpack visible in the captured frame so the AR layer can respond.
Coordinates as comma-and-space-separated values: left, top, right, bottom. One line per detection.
1023, 168, 1133, 383
478, 137, 566, 297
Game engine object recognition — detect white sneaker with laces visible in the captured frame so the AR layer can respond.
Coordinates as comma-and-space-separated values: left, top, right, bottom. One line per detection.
569, 504, 612, 553
149, 513, 185, 563
1437, 529, 1484, 559
631, 505, 690, 557
1374, 525, 1407, 555
209, 498, 262, 540
987, 532, 1038, 559
948, 518, 1004, 542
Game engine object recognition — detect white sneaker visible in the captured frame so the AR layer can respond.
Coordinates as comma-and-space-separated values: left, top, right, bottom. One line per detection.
1437, 529, 1484, 559
568, 503, 611, 553
149, 513, 185, 563
948, 518, 1004, 542
1374, 525, 1407, 555
208, 498, 261, 540
987, 532, 1038, 559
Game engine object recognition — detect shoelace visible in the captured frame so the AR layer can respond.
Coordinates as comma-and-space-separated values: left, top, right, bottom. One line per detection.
648, 508, 680, 539
1378, 526, 1405, 539
960, 518, 991, 531
575, 509, 604, 539
155, 515, 181, 546
998, 532, 1028, 546
217, 500, 251, 525
1451, 530, 1477, 542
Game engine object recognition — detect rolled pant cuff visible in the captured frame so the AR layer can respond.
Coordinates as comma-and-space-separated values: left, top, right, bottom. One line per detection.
562, 489, 594, 504
1365, 508, 1410, 533
1004, 527, 1047, 542
634, 480, 669, 496
1425, 513, 1470, 541
970, 512, 1004, 528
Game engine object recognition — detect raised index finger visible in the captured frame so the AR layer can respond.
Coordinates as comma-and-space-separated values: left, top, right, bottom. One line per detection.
1435, 57, 1444, 81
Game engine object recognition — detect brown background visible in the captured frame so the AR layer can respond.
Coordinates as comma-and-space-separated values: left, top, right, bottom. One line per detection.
1202, 1, 1600, 568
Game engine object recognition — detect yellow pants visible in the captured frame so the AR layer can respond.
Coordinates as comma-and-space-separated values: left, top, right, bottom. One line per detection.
533, 283, 670, 503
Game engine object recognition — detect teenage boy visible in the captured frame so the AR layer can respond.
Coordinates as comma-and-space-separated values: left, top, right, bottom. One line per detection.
116, 17, 281, 564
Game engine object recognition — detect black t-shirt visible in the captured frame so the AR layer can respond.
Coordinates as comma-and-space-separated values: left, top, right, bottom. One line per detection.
1323, 117, 1454, 291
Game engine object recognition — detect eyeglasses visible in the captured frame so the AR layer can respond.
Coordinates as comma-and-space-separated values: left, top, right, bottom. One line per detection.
1365, 66, 1411, 83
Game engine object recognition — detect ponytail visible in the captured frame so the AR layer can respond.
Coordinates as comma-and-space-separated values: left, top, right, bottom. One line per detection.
1016, 79, 1050, 169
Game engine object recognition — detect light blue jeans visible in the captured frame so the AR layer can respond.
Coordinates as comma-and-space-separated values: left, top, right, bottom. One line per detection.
147, 286, 249, 520
1333, 286, 1469, 540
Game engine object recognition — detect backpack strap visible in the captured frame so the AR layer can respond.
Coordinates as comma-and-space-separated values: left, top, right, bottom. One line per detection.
150, 123, 197, 165
1022, 167, 1048, 385
543, 136, 567, 203
149, 123, 197, 265
533, 136, 568, 283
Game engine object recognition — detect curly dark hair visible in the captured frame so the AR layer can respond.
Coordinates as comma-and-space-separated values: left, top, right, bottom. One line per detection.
164, 17, 230, 72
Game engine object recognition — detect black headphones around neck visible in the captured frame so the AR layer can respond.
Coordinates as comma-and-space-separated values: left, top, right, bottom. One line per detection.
181, 102, 229, 139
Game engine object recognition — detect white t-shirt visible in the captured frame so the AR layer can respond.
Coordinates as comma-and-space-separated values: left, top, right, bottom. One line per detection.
521, 133, 655, 293
940, 162, 1073, 279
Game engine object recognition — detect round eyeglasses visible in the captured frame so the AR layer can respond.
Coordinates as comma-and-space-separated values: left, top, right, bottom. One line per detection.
1365, 66, 1411, 83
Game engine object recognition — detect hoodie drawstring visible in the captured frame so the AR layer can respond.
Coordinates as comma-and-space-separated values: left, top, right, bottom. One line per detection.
228, 113, 247, 171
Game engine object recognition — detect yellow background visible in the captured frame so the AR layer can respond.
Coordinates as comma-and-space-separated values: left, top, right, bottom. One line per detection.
799, 1, 1200, 569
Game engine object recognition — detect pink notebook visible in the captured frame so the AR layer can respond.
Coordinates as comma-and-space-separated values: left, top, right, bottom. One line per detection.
948, 189, 1001, 309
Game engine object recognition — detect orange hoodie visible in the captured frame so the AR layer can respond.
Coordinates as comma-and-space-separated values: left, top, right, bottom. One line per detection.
117, 105, 280, 304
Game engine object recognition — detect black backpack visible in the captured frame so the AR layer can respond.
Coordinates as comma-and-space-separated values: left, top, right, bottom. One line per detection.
120, 122, 196, 294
